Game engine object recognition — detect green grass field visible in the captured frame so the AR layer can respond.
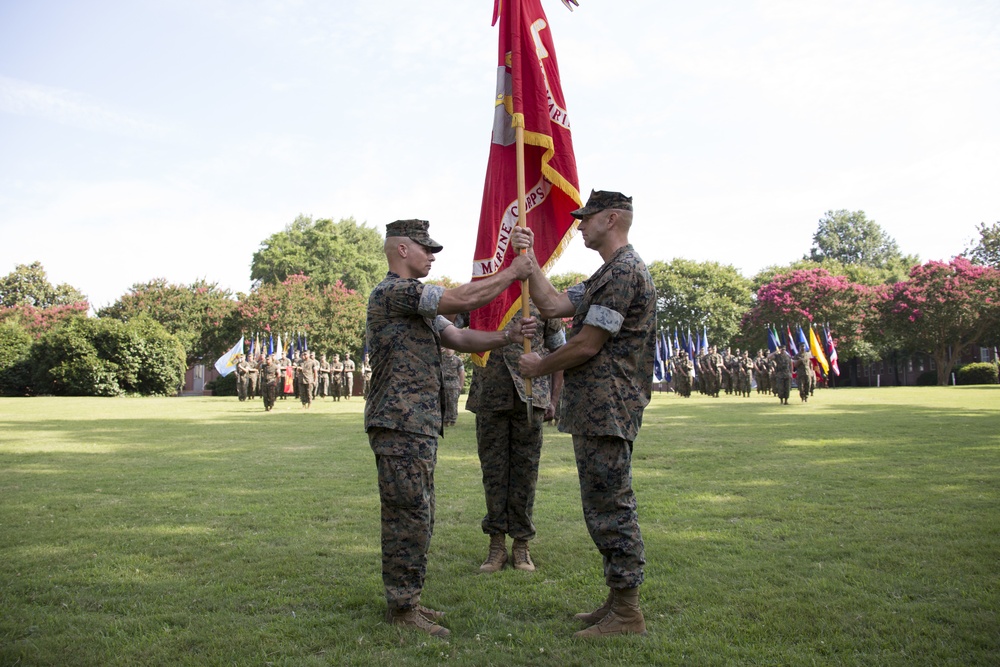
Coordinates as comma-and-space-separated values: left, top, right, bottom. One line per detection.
1, 387, 997, 666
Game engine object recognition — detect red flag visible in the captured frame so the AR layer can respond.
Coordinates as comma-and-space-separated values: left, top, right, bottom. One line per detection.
824, 326, 841, 377
470, 0, 581, 365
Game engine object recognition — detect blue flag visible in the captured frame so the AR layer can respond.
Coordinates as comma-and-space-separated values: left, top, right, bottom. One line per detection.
653, 327, 664, 381
766, 325, 778, 352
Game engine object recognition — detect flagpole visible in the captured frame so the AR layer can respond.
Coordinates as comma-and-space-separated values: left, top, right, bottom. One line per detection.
515, 123, 533, 420
510, 0, 533, 421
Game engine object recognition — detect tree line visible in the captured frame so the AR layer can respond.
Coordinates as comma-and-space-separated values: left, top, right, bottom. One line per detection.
2, 212, 999, 395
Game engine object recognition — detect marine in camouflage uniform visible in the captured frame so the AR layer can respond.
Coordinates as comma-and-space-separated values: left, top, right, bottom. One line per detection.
261, 355, 279, 411
737, 350, 754, 397
754, 349, 770, 395
794, 348, 815, 402
330, 354, 343, 401
517, 190, 652, 638
299, 351, 319, 408
440, 348, 465, 427
674, 350, 693, 397
342, 353, 356, 399
318, 355, 331, 398
236, 355, 249, 401
365, 219, 534, 638
246, 357, 259, 400
466, 306, 565, 573
769, 346, 793, 404
361, 357, 372, 399
708, 346, 725, 398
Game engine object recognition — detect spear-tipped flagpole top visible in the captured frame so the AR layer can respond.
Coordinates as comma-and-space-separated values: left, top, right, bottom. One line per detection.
561, 0, 579, 11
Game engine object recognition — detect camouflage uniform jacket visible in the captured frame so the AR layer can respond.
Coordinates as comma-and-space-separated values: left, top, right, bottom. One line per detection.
560, 244, 656, 442
795, 350, 815, 377
364, 271, 451, 438
772, 350, 793, 378
300, 357, 319, 384
466, 308, 565, 413
262, 361, 280, 385
441, 353, 465, 392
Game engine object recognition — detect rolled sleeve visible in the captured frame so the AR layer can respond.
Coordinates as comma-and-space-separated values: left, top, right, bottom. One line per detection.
566, 283, 586, 308
418, 284, 445, 318
583, 304, 624, 335
432, 315, 452, 333
545, 328, 567, 350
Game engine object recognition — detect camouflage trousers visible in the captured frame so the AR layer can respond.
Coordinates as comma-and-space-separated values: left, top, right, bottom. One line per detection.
572, 434, 645, 589
300, 381, 313, 406
262, 381, 277, 410
443, 388, 461, 424
475, 401, 543, 541
799, 372, 816, 399
774, 376, 791, 400
368, 428, 437, 611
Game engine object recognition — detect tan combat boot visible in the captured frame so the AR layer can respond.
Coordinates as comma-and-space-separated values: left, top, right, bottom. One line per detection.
573, 588, 614, 625
574, 587, 647, 638
511, 539, 535, 572
416, 604, 445, 622
385, 606, 450, 638
479, 533, 508, 573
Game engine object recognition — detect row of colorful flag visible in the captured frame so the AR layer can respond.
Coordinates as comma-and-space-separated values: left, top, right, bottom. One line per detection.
651, 323, 841, 383
213, 332, 312, 377
765, 323, 840, 377
244, 332, 310, 359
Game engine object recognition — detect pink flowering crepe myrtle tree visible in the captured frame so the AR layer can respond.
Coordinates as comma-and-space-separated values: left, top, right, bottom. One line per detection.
883, 258, 1000, 385
742, 268, 884, 361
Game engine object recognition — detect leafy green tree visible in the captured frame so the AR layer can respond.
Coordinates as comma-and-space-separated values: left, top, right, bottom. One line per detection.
0, 320, 33, 395
964, 221, 1000, 268
807, 210, 917, 273
549, 271, 589, 293
648, 259, 753, 349
98, 278, 240, 367
238, 275, 366, 358
0, 261, 87, 308
882, 258, 1000, 385
251, 216, 387, 294
29, 316, 185, 396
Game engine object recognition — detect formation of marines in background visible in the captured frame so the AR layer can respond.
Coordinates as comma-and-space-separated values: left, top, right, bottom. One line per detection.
233, 350, 373, 411
669, 344, 818, 404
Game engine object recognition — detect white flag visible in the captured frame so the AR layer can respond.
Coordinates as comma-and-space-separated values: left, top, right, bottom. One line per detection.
214, 336, 245, 377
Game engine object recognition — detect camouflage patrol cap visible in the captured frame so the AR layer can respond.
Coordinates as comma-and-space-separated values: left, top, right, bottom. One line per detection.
385, 219, 444, 253
570, 189, 633, 219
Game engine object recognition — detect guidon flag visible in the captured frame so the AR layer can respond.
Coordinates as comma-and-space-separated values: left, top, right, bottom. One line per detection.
469, 0, 582, 366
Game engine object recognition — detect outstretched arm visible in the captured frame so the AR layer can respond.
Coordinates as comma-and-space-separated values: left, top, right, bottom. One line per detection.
437, 254, 533, 315
440, 317, 538, 354
509, 227, 577, 319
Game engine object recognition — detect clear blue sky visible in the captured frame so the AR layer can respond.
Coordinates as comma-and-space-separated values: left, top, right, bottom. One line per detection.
1, 0, 998, 309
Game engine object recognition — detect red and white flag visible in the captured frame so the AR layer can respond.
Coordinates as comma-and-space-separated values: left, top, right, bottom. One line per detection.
470, 0, 581, 365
